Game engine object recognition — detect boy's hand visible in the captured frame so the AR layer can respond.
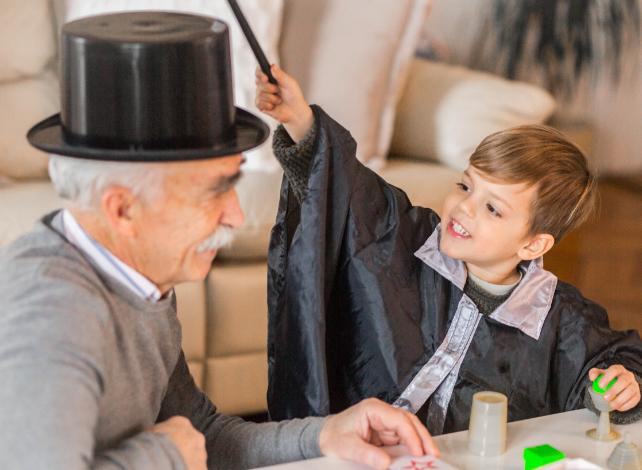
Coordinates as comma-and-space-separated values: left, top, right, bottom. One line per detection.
589, 365, 641, 412
255, 64, 314, 143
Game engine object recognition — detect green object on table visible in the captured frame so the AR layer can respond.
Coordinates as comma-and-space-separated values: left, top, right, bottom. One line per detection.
592, 374, 617, 394
523, 444, 566, 470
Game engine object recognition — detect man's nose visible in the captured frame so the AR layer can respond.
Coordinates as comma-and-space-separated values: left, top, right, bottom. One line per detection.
221, 189, 244, 228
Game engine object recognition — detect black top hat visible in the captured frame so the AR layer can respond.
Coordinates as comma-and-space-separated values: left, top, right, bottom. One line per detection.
27, 11, 269, 162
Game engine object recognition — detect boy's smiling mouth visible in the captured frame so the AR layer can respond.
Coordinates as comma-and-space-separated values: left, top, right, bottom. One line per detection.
447, 218, 472, 239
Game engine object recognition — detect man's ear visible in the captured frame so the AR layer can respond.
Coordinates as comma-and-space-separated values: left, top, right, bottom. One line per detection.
100, 186, 138, 237
518, 233, 555, 261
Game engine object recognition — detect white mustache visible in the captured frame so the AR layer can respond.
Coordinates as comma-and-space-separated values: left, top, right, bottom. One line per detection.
196, 225, 235, 253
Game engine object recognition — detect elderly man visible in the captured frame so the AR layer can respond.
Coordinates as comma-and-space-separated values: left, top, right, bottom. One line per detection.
0, 11, 436, 470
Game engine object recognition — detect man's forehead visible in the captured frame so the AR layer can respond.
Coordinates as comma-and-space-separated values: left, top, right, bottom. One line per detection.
160, 156, 243, 198
171, 154, 243, 178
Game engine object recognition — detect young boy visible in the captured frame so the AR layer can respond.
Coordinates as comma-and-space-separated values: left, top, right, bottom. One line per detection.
256, 65, 642, 434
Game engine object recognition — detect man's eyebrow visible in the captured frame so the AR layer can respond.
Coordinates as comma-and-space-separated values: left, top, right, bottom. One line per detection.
211, 171, 243, 194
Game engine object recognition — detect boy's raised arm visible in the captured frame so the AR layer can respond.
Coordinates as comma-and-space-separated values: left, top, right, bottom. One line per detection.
255, 64, 314, 143
255, 65, 318, 203
256, 65, 440, 421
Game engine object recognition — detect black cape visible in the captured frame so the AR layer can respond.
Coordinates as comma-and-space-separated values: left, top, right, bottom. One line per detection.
266, 106, 642, 433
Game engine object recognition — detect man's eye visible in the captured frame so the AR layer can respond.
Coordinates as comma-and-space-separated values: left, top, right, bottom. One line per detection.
456, 182, 469, 192
487, 203, 501, 218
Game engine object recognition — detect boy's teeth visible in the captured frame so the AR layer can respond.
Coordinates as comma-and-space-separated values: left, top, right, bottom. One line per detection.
453, 221, 470, 236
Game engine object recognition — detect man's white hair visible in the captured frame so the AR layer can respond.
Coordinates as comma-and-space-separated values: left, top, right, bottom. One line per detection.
48, 155, 167, 208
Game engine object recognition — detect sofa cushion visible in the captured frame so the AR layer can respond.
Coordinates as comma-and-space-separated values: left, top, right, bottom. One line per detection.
280, 0, 430, 169
390, 59, 557, 171
187, 361, 204, 389
54, 0, 284, 172
379, 158, 461, 216
205, 353, 267, 415
174, 281, 207, 363
0, 181, 64, 247
0, 0, 56, 81
206, 262, 268, 356
0, 72, 59, 179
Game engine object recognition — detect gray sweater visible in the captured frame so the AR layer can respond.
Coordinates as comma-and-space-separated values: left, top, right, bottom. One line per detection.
0, 211, 324, 470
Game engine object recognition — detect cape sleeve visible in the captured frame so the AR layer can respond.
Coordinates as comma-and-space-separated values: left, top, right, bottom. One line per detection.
267, 105, 440, 420
554, 283, 642, 423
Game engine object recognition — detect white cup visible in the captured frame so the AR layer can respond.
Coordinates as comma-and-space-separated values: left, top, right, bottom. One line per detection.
467, 391, 508, 457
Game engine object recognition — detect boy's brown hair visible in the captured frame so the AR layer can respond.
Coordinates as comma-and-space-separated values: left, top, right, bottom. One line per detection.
469, 124, 597, 242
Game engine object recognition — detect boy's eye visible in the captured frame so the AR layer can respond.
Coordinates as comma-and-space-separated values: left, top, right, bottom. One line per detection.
456, 182, 469, 192
487, 203, 501, 218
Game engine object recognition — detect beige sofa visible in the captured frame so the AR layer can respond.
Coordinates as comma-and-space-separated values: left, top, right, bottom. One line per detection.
1, 0, 560, 416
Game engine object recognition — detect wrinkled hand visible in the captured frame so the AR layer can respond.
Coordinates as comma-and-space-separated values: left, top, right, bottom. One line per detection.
151, 416, 207, 470
589, 365, 641, 412
255, 64, 314, 143
319, 398, 439, 470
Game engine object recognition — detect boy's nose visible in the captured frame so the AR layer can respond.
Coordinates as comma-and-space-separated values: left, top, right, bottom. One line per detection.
458, 196, 476, 218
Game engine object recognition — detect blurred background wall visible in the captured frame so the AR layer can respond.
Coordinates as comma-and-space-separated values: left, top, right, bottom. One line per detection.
419, 0, 642, 175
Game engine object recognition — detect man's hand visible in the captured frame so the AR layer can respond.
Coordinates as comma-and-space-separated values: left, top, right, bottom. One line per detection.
589, 365, 641, 411
151, 416, 207, 470
255, 64, 314, 143
318, 398, 439, 470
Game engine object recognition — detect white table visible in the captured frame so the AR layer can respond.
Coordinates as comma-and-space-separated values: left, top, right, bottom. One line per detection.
253, 409, 642, 469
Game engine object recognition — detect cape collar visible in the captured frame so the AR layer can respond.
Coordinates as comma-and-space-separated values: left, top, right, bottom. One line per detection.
414, 225, 557, 340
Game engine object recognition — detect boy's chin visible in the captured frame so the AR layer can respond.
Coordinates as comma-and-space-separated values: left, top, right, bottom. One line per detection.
439, 238, 467, 261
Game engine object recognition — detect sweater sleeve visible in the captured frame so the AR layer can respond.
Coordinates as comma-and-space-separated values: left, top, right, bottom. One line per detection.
0, 273, 184, 470
157, 351, 325, 470
272, 119, 318, 204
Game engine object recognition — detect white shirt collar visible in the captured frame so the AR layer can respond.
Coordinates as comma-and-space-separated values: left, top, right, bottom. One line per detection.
61, 209, 162, 303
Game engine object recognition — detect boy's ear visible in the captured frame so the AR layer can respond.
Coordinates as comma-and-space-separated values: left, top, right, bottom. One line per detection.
518, 233, 555, 261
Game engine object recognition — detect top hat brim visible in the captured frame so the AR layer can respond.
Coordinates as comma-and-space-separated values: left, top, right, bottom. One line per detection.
27, 107, 269, 162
